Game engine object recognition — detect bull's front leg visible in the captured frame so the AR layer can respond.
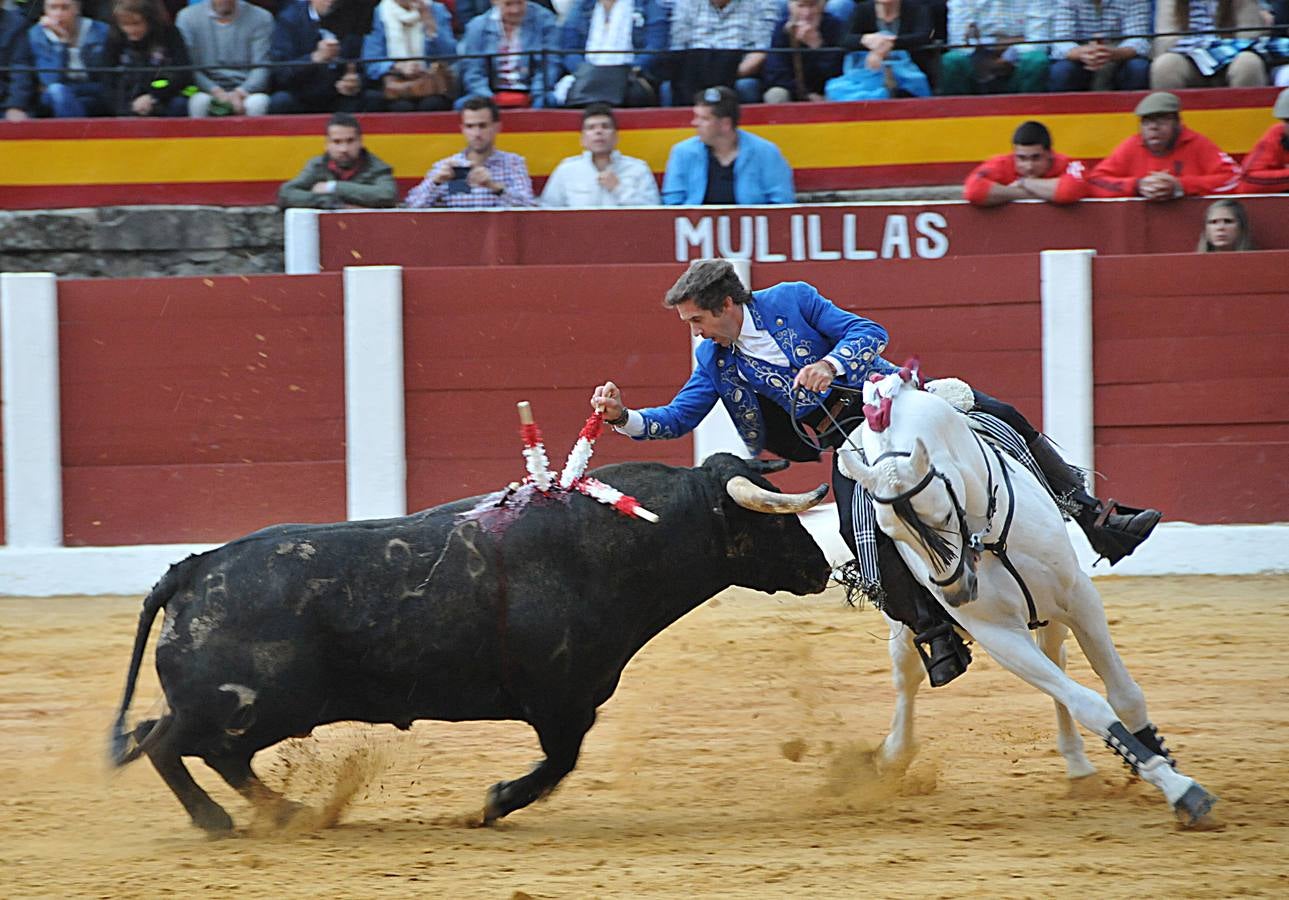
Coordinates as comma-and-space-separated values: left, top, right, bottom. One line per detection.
483, 708, 597, 824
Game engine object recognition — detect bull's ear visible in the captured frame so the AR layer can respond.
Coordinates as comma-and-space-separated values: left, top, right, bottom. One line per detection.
747, 458, 791, 475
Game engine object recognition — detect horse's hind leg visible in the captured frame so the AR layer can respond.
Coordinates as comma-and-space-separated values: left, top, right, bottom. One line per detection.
1036, 622, 1096, 779
143, 715, 234, 833
1062, 579, 1175, 762
1064, 580, 1149, 731
965, 617, 1215, 826
876, 613, 926, 776
206, 753, 305, 828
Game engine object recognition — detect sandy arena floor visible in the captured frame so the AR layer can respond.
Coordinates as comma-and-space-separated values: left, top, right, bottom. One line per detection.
1, 575, 1286, 899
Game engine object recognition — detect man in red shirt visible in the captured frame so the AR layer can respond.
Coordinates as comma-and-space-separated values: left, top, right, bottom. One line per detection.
1238, 88, 1289, 194
963, 120, 1087, 206
1080, 91, 1241, 200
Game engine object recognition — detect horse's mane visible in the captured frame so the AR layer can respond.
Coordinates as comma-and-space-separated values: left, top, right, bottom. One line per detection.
891, 493, 957, 574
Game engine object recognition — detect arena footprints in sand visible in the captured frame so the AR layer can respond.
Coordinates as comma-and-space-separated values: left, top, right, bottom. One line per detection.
0, 576, 1285, 897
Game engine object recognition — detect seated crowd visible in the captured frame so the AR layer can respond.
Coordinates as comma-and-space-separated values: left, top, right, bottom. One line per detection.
2, 0, 1289, 120
276, 84, 1289, 209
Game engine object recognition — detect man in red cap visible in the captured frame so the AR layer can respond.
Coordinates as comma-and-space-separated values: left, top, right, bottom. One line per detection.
1238, 88, 1289, 194
963, 120, 1087, 206
1080, 91, 1241, 200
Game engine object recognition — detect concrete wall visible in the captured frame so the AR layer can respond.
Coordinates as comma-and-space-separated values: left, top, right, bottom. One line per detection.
0, 207, 282, 279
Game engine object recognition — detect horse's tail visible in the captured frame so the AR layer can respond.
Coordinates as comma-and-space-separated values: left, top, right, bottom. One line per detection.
108, 554, 201, 767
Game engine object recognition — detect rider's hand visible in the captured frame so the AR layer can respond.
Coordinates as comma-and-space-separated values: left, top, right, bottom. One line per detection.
792, 361, 836, 394
591, 381, 626, 423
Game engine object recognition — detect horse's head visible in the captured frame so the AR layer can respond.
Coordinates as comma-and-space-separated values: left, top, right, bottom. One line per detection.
838, 381, 986, 608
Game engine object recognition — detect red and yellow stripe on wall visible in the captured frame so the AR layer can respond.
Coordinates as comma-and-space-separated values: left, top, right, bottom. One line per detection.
0, 87, 1279, 209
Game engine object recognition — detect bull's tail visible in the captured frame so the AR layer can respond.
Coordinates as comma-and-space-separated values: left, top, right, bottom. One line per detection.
108, 555, 200, 767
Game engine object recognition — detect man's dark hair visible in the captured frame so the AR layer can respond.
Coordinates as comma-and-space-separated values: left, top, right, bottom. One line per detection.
663, 259, 750, 311
328, 112, 361, 135
1012, 120, 1051, 149
581, 102, 617, 128
461, 95, 501, 122
694, 85, 740, 127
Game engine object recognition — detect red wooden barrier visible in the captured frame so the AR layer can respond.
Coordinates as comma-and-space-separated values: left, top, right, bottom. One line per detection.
1092, 250, 1289, 524
57, 274, 347, 545
317, 196, 1289, 272
402, 264, 696, 509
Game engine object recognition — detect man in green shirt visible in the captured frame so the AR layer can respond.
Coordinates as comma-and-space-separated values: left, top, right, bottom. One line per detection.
278, 113, 398, 209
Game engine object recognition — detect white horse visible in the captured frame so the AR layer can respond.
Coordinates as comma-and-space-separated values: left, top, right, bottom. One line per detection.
837, 371, 1218, 828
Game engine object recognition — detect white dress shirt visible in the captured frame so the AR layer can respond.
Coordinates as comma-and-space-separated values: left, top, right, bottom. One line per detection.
540, 150, 661, 208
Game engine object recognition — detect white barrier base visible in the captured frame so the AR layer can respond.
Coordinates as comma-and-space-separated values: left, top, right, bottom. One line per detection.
799, 504, 1289, 578
0, 544, 217, 597
0, 515, 1284, 597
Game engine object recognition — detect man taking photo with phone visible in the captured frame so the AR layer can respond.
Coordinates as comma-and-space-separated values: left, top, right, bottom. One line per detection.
405, 95, 537, 207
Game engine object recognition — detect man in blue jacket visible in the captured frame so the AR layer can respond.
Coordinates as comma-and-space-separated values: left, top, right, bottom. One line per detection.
1, 5, 33, 121
269, 0, 376, 114
27, 0, 109, 117
591, 259, 1161, 687
457, 0, 560, 108
661, 86, 795, 205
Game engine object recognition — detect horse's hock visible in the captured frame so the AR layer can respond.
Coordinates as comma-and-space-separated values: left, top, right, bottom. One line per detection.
2, 574, 1285, 897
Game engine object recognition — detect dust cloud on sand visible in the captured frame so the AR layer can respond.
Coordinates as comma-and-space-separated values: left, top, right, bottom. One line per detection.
1, 576, 1286, 898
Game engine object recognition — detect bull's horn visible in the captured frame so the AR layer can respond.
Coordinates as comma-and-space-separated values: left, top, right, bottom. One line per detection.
726, 476, 829, 514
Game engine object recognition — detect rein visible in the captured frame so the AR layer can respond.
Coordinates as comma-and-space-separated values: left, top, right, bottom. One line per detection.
866, 435, 1047, 630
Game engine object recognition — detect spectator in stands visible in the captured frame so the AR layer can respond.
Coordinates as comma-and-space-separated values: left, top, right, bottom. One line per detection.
1049, 0, 1151, 92
1080, 91, 1242, 200
457, 0, 561, 108
269, 0, 376, 113
939, 0, 1051, 95
454, 0, 559, 32
661, 85, 795, 205
664, 0, 779, 105
362, 0, 457, 112
1238, 87, 1289, 192
1151, 0, 1269, 88
103, 0, 192, 116
1196, 198, 1255, 251
555, 0, 668, 107
278, 111, 398, 208
27, 0, 110, 117
762, 0, 845, 103
841, 0, 937, 89
177, 0, 274, 116
963, 120, 1084, 206
1, 3, 34, 121
405, 94, 537, 206
541, 102, 661, 206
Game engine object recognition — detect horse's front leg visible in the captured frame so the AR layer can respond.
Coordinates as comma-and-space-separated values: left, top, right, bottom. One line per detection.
876, 613, 926, 776
1036, 621, 1097, 779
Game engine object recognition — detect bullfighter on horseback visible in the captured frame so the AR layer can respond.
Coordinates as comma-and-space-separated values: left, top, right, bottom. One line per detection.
591, 259, 1160, 687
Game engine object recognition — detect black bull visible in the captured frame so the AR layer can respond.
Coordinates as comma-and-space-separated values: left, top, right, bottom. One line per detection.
110, 454, 832, 832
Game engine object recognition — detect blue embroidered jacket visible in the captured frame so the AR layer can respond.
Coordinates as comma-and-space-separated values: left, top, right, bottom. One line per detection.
635, 281, 894, 455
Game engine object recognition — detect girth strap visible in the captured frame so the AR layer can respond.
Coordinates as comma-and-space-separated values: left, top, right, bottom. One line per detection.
980, 445, 1047, 630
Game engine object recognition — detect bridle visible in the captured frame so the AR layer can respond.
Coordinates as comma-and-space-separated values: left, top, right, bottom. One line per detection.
864, 432, 1047, 630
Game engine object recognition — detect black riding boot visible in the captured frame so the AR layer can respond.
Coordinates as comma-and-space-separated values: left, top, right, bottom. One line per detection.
1026, 435, 1162, 565
876, 532, 971, 687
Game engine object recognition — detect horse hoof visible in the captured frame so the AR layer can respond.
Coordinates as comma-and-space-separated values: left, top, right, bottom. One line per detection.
1173, 783, 1220, 830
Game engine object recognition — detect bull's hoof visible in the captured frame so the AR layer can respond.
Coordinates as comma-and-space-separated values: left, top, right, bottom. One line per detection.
1173, 783, 1221, 830
193, 804, 235, 834
481, 781, 507, 826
